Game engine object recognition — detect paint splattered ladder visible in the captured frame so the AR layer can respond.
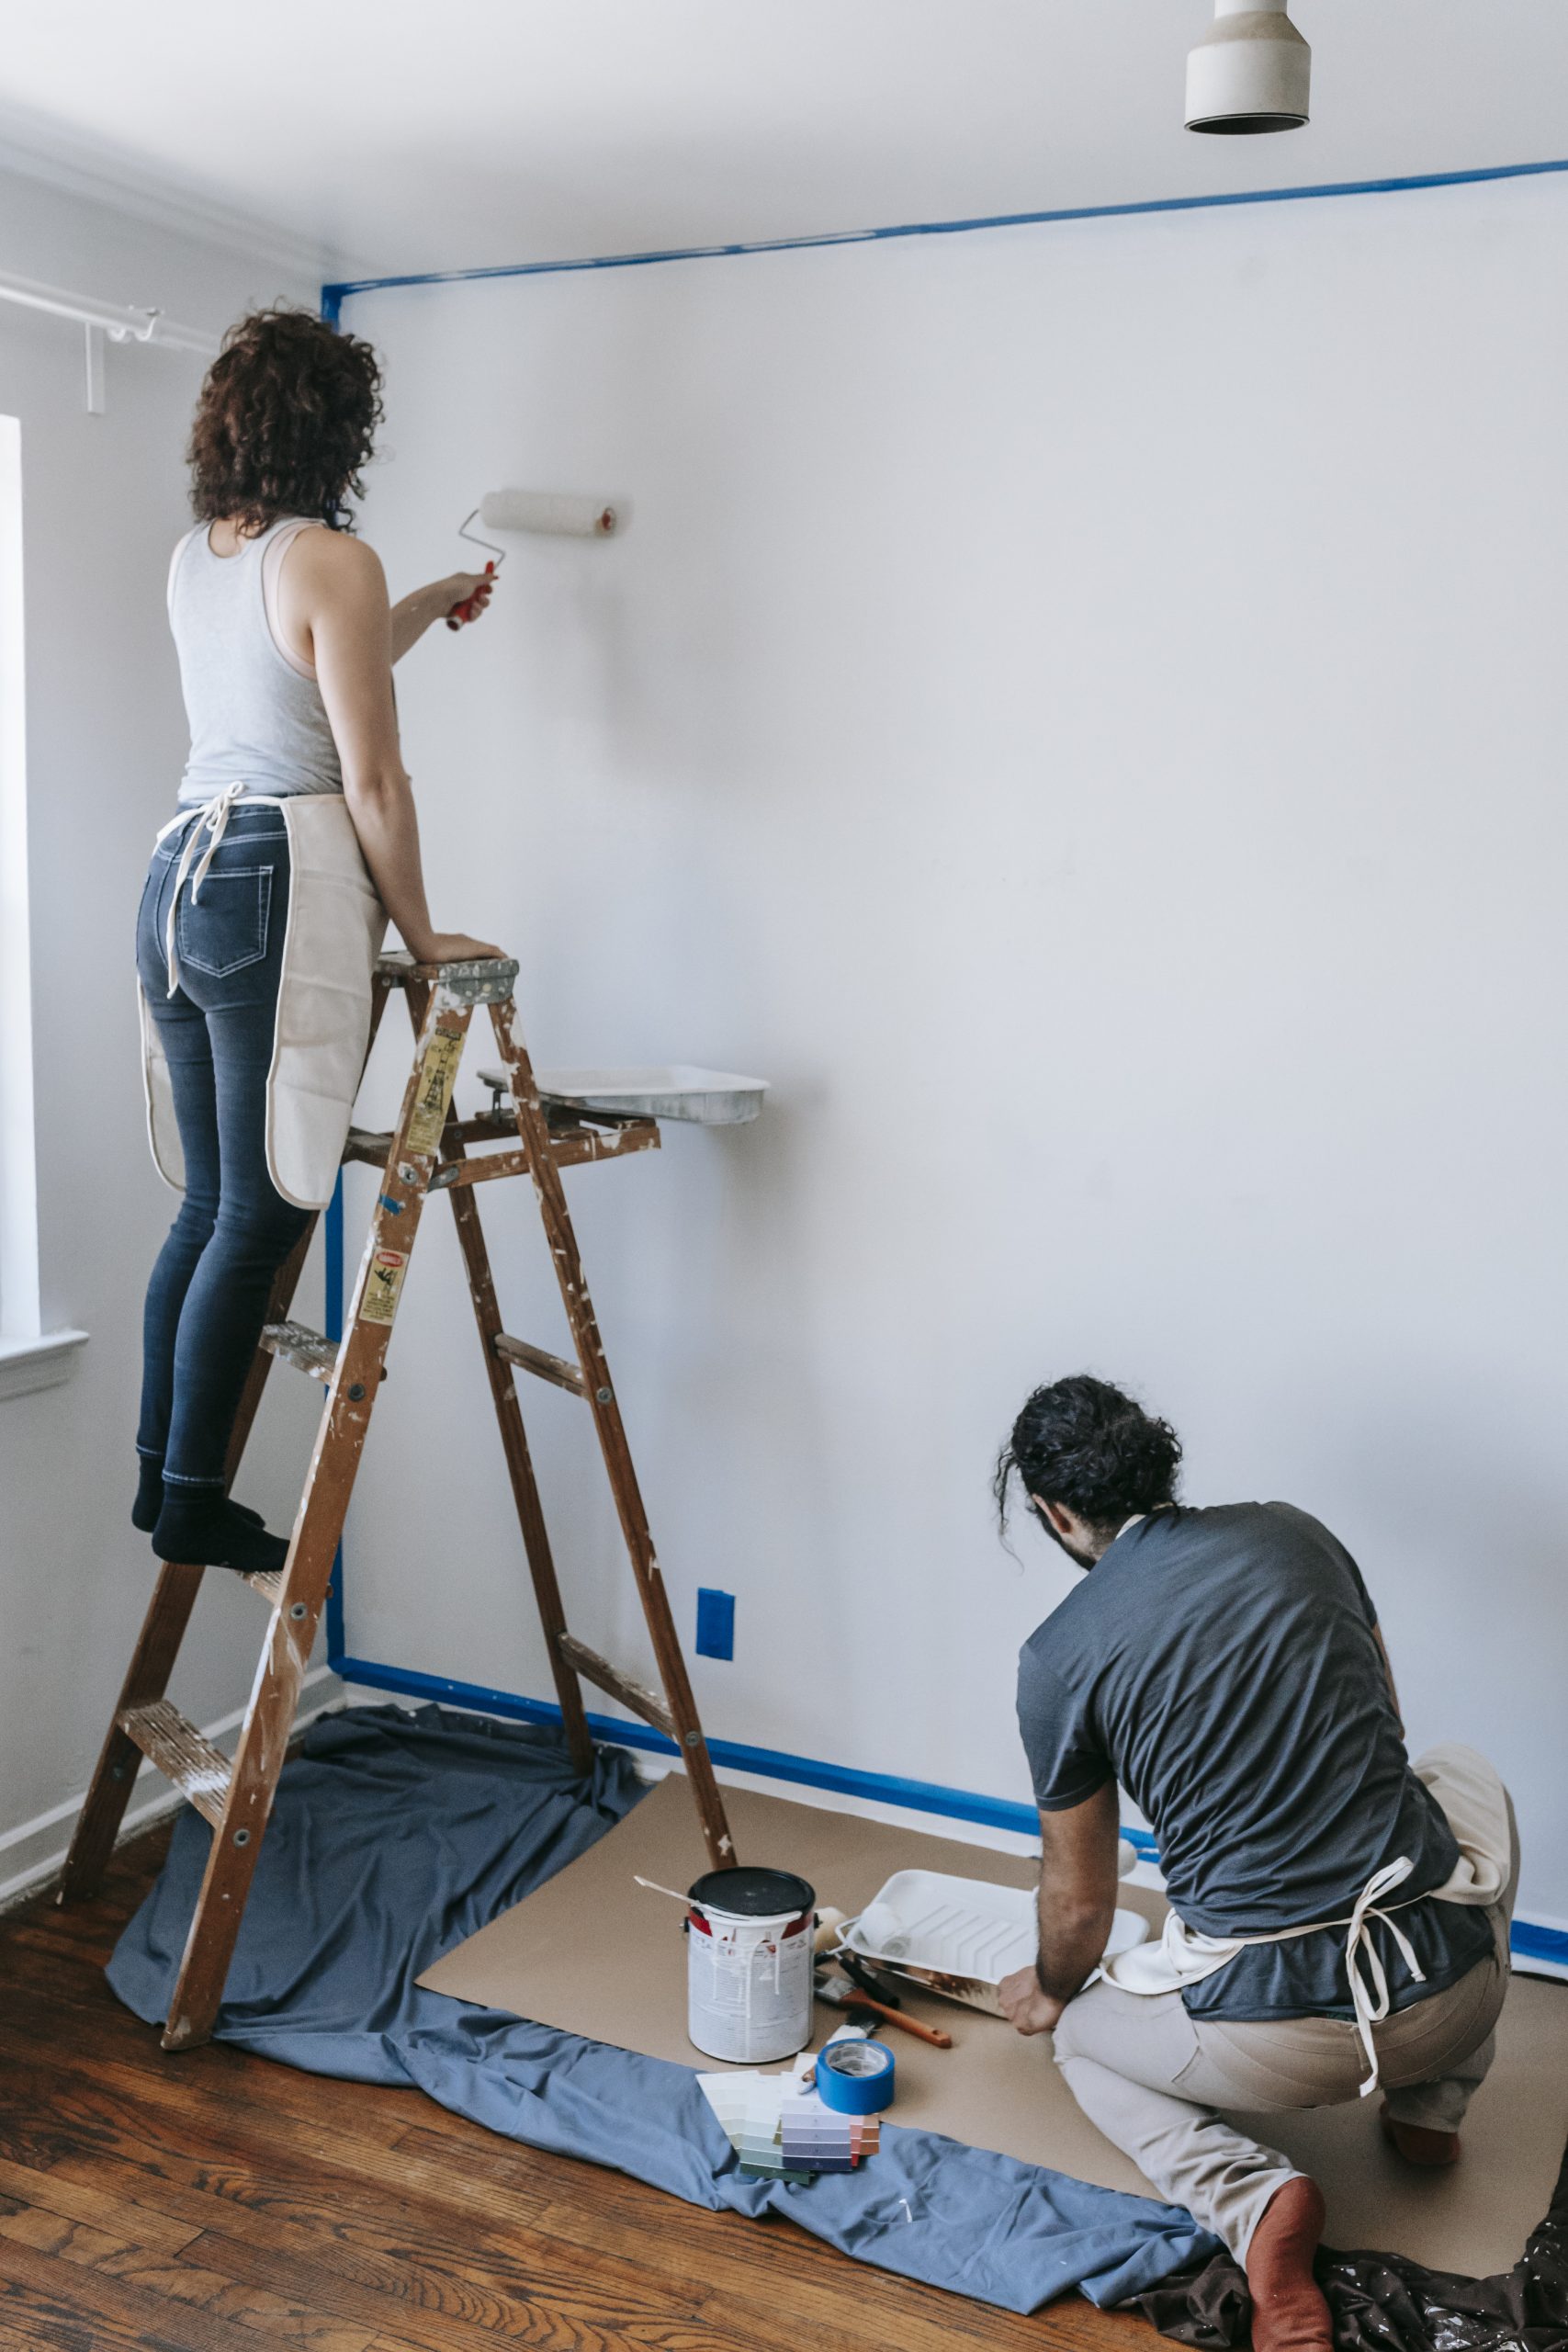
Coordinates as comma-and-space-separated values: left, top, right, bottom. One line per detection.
58, 951, 737, 2050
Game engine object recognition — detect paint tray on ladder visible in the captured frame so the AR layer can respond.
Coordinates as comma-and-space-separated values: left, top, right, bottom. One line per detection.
478, 1065, 768, 1125
840, 1869, 1150, 2017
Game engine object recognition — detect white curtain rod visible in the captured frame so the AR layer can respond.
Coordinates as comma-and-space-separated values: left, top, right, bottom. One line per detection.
0, 266, 219, 357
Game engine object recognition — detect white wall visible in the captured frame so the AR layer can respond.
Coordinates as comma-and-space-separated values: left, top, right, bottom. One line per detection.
0, 161, 333, 1890
337, 172, 1568, 1920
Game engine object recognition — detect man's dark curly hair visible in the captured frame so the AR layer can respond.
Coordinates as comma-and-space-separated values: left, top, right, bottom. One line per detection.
994, 1374, 1182, 1540
187, 307, 383, 535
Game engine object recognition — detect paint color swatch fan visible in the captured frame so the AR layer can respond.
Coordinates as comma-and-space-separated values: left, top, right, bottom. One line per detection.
447, 488, 622, 627
698, 2030, 887, 2180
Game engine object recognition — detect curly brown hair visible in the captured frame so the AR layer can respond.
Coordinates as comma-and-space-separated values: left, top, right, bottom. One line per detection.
187, 307, 383, 536
995, 1374, 1182, 1542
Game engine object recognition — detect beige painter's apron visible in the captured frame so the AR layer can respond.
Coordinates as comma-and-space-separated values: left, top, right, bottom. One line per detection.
1100, 1743, 1512, 2097
141, 785, 388, 1212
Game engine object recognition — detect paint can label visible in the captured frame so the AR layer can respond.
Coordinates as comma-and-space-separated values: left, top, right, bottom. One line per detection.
687, 1911, 814, 2064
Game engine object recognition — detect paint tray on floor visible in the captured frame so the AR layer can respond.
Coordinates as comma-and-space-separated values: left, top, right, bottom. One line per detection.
478, 1064, 769, 1125
840, 1869, 1149, 2015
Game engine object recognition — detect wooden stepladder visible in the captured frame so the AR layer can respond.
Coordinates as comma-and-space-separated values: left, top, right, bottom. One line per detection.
59, 952, 736, 2049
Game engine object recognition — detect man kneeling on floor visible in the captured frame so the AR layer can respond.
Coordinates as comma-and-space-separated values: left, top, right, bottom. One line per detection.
995, 1375, 1517, 2352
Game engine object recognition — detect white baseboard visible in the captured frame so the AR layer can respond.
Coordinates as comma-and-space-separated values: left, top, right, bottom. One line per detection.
0, 1667, 344, 1912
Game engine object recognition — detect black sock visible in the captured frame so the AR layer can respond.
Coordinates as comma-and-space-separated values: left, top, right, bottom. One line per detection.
135, 1461, 263, 1537
133, 1456, 165, 1532
151, 1492, 288, 1575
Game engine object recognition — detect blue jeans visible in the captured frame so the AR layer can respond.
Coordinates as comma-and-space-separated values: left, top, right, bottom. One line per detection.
136, 807, 311, 1492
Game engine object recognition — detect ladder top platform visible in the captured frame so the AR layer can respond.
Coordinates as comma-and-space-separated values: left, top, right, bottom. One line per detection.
377, 950, 519, 1004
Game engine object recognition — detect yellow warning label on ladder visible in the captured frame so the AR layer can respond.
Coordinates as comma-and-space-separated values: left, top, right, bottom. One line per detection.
407, 1031, 464, 1155
360, 1247, 410, 1325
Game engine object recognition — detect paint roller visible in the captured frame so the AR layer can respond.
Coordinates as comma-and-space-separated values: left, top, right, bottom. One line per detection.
446, 489, 621, 628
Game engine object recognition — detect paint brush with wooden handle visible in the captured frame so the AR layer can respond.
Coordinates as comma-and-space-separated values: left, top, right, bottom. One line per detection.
816, 1966, 953, 2048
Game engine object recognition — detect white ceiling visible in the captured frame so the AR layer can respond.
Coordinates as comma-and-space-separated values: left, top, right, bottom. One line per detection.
2, 1, 1566, 283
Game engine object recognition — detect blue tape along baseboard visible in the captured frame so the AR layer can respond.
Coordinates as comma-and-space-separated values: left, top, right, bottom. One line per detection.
333, 1648, 1048, 1836
328, 1646, 1566, 1971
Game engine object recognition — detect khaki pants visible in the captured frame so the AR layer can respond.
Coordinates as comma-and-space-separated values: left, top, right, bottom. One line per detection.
1053, 1815, 1518, 2261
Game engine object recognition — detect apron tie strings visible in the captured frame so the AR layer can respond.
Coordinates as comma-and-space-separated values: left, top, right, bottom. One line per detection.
1342, 1854, 1424, 2096
164, 783, 246, 997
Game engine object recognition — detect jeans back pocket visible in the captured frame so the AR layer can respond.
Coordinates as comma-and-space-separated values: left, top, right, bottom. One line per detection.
176, 866, 274, 978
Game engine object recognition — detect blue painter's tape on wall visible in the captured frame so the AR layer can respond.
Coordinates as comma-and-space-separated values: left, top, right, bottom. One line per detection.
321, 1651, 1568, 1967
695, 1589, 736, 1661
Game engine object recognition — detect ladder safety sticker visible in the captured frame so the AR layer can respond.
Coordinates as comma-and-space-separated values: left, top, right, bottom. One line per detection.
360, 1248, 410, 1325
406, 1032, 464, 1154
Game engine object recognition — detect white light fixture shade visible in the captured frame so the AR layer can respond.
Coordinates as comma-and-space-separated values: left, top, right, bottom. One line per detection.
1186, 0, 1311, 135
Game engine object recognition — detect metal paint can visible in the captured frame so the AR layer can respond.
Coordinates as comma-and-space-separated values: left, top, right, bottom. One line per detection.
685, 1865, 817, 2063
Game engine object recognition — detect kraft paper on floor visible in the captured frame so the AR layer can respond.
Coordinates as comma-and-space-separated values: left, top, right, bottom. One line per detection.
418, 1772, 1568, 2278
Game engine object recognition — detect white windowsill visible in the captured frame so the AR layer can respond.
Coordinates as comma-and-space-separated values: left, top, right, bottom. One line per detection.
0, 1329, 88, 1400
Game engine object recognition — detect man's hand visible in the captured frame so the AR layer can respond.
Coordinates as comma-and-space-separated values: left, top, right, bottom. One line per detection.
998, 1965, 1066, 2037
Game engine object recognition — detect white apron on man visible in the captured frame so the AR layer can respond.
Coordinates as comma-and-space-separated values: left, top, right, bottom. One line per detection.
1100, 1742, 1511, 2093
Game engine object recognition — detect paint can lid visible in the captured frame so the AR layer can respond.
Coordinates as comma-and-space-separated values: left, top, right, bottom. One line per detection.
688, 1865, 816, 1918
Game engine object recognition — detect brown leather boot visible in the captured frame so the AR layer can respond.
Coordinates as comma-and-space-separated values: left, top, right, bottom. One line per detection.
1381, 2101, 1461, 2168
1245, 2176, 1333, 2352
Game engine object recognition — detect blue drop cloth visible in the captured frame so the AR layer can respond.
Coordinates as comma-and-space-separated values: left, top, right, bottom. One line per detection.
107, 1702, 1220, 2314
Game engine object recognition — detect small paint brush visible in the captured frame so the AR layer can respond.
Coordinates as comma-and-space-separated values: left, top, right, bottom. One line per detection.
816, 1967, 953, 2049
838, 1949, 906, 2007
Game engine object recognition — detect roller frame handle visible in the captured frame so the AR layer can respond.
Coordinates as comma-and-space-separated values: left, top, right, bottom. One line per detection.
446, 560, 495, 631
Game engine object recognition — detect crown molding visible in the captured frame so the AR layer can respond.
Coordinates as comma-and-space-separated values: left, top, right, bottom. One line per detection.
0, 99, 369, 288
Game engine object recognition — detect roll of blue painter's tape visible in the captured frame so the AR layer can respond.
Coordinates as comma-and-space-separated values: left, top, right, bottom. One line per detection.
814, 2036, 895, 2114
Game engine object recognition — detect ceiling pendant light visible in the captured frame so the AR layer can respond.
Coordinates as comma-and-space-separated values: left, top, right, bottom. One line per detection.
1186, 0, 1311, 135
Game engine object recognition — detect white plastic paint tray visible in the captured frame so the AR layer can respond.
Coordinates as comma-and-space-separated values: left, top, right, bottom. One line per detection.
478, 1065, 768, 1125
840, 1869, 1150, 2017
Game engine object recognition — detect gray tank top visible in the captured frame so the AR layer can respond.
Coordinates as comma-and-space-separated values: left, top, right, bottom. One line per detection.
169, 515, 344, 807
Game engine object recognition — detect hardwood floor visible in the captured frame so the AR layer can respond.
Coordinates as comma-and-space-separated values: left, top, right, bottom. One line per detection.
0, 1823, 1156, 2352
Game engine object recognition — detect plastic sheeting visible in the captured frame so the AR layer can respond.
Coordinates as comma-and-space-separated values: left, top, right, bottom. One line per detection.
107, 1703, 1219, 2316
1124, 2143, 1568, 2352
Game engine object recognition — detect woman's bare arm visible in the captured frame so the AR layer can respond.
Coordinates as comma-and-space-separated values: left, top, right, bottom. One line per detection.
285, 530, 499, 964
390, 567, 496, 662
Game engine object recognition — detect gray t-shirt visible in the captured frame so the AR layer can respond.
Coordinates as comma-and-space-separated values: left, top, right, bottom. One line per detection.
1016, 1502, 1494, 2020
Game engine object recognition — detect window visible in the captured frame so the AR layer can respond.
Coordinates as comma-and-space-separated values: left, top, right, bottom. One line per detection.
0, 413, 85, 1396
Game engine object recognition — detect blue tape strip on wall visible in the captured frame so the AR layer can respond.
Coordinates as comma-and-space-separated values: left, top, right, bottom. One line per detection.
814, 2037, 896, 2114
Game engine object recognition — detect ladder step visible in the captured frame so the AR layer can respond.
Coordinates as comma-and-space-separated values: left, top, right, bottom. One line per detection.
558, 1634, 675, 1738
343, 1125, 394, 1167
261, 1321, 339, 1382
493, 1334, 588, 1396
118, 1701, 231, 1829
351, 1124, 660, 1182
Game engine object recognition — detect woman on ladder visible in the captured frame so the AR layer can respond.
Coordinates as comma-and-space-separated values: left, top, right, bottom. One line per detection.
134, 307, 500, 1577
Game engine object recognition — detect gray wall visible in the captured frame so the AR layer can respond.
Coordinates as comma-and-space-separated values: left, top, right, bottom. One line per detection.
340, 172, 1568, 1923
